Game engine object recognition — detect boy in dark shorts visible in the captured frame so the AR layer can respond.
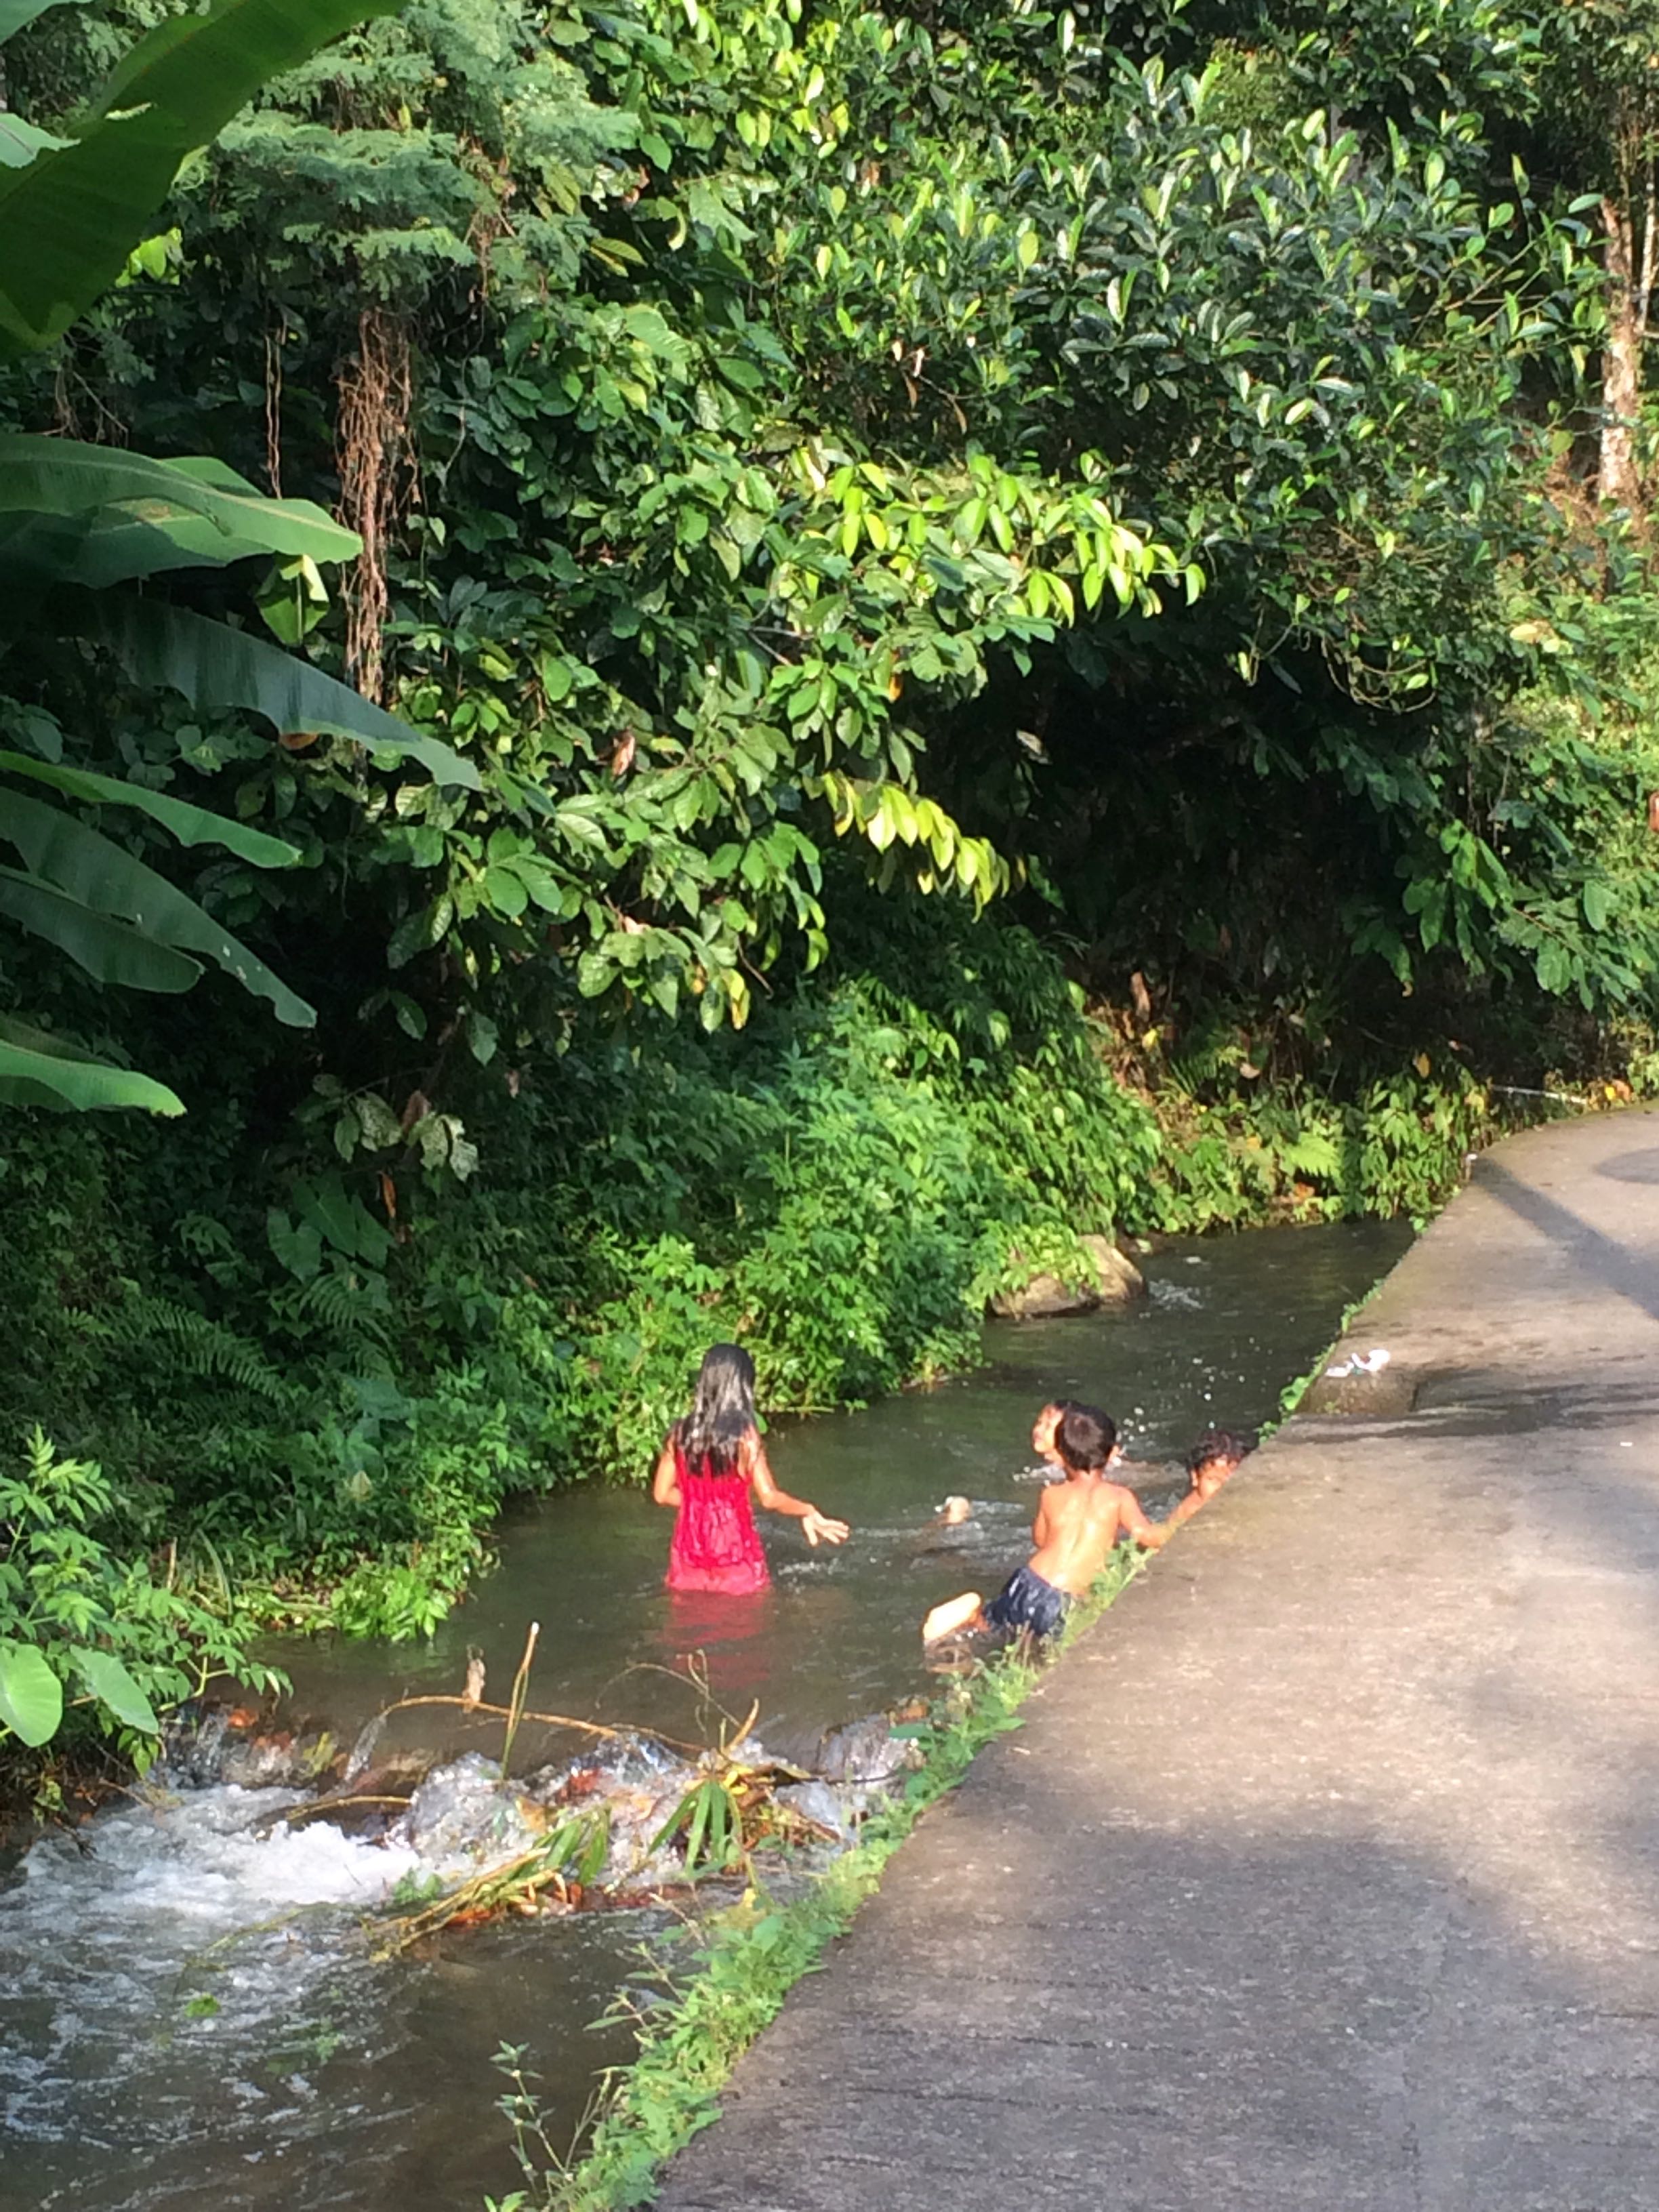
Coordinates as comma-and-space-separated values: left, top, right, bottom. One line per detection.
922, 1404, 1154, 1643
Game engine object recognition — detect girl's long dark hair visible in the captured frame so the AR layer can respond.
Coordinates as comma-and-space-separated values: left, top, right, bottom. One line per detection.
676, 1343, 758, 1475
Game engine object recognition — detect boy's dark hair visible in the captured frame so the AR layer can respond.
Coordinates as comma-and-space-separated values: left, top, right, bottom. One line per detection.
1057, 1403, 1118, 1473
1187, 1428, 1253, 1479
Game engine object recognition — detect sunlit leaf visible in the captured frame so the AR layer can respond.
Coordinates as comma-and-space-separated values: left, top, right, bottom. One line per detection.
0, 0, 407, 359
0, 0, 86, 44
0, 438, 359, 565
72, 1646, 160, 1733
0, 1014, 183, 1113
0, 750, 301, 868
0, 1641, 63, 1746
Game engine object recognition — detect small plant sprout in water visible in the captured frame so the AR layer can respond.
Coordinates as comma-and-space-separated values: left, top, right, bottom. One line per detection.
648, 1774, 742, 1881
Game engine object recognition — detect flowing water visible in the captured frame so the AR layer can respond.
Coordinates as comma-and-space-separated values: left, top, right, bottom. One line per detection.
0, 1220, 1410, 2212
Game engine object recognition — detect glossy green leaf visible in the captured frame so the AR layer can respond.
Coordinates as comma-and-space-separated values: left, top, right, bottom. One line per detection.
0, 115, 72, 170
0, 438, 359, 567
0, 1013, 184, 1113
81, 598, 481, 791
267, 1208, 323, 1281
0, 863, 203, 991
0, 1641, 64, 1744
0, 0, 85, 44
0, 0, 407, 359
0, 502, 300, 592
0, 750, 301, 868
72, 1646, 160, 1733
0, 790, 314, 1027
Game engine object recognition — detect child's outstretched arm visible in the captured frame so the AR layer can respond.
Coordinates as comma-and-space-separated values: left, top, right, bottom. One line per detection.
741, 1431, 850, 1545
1113, 1486, 1164, 1549
651, 1439, 682, 1510
1137, 1490, 1202, 1549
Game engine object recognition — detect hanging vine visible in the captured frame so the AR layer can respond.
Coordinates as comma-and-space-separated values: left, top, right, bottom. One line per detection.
335, 303, 415, 704
263, 308, 287, 498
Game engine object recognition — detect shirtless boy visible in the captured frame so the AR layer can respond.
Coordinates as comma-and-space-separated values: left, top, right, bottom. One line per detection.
1140, 1427, 1253, 1548
922, 1404, 1154, 1643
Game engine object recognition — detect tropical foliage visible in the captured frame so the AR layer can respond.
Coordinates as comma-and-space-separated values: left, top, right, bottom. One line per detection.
2, 0, 1659, 1732
0, 0, 474, 1112
0, 1427, 280, 1769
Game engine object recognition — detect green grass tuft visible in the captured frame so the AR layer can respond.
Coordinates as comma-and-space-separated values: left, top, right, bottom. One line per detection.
486, 1549, 1146, 2212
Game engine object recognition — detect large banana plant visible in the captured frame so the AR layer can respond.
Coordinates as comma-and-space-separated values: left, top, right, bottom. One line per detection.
0, 0, 480, 1113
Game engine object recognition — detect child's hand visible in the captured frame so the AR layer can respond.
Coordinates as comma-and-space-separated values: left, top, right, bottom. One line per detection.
802, 1508, 850, 1547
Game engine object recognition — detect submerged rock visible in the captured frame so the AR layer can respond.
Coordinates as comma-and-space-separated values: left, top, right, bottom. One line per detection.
812, 1715, 918, 1787
775, 1779, 859, 1841
396, 1753, 539, 1870
1080, 1233, 1146, 1305
989, 1271, 1095, 1320
160, 1704, 341, 1792
989, 1235, 1145, 1319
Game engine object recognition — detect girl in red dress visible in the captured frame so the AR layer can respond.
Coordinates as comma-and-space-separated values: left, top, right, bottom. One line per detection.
652, 1344, 849, 1593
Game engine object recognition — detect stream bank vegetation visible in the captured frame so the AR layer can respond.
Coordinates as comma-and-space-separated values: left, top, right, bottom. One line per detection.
484, 1551, 1145, 2212
7, 0, 1659, 1790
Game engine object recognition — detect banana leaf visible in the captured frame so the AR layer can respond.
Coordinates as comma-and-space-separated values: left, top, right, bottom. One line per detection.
0, 863, 203, 990
0, 789, 314, 1027
0, 437, 360, 565
0, 1015, 184, 1115
0, 0, 85, 45
0, 493, 329, 590
0, 750, 301, 867
0, 0, 405, 358
0, 116, 71, 171
83, 596, 481, 790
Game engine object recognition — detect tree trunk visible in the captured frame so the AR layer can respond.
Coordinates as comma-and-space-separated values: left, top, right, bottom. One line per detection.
1600, 194, 1643, 511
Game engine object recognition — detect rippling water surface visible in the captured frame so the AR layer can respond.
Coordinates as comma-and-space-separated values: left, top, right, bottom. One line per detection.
0, 1218, 1410, 2212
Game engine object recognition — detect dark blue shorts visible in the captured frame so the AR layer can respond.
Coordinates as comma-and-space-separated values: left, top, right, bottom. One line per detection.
982, 1563, 1070, 1640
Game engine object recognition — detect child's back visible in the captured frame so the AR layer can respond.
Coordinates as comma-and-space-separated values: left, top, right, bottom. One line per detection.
1028, 1471, 1134, 1597
921, 1401, 1148, 1644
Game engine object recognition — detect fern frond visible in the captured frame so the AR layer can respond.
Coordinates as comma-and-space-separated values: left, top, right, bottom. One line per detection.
113, 1291, 295, 1406
1284, 1129, 1343, 1181
269, 1269, 395, 1371
290, 1271, 392, 1345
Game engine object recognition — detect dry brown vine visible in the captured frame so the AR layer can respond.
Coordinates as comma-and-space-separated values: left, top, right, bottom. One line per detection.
336, 303, 415, 703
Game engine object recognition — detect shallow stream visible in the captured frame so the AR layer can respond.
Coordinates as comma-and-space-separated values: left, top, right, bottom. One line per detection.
0, 1220, 1408, 2212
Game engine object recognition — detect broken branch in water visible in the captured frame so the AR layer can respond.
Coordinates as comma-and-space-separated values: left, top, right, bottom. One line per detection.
499, 1620, 540, 1780
373, 1803, 616, 1954
359, 1696, 699, 1756
266, 1793, 413, 1831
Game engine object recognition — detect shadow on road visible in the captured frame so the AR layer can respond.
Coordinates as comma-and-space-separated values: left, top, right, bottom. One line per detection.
1479, 1153, 1659, 1328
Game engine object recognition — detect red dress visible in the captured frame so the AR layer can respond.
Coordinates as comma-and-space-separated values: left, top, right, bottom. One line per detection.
664, 1438, 770, 1595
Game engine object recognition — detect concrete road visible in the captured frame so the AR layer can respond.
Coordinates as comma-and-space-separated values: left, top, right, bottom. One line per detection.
656, 1111, 1659, 2211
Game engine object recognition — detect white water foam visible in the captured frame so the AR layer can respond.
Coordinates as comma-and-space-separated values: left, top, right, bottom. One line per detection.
17, 1782, 423, 1923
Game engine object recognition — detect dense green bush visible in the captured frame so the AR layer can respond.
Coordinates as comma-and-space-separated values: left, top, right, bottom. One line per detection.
0, 1427, 283, 1803
4, 0, 1658, 1696
0, 892, 1517, 1644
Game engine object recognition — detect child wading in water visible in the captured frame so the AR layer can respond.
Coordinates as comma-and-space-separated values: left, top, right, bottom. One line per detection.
922, 1404, 1153, 1643
1140, 1427, 1254, 1547
653, 1344, 850, 1594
